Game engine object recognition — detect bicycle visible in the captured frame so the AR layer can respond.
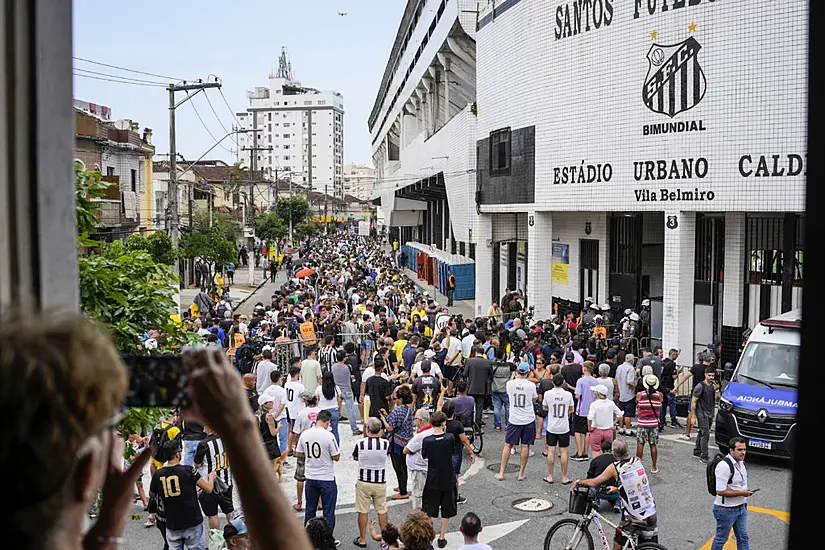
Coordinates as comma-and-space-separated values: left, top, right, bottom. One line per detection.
543, 487, 668, 550
463, 419, 483, 455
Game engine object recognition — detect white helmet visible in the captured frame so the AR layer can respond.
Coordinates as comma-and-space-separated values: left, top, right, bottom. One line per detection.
641, 299, 650, 307
630, 313, 641, 321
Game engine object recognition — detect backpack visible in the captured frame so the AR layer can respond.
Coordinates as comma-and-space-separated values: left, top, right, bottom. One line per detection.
149, 422, 180, 461
216, 302, 228, 319
706, 454, 735, 501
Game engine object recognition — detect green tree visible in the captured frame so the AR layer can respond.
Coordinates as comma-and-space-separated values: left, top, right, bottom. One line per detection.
294, 220, 321, 240
74, 160, 110, 247
277, 196, 310, 226
254, 211, 287, 243
191, 210, 241, 244
124, 232, 177, 265
179, 229, 237, 269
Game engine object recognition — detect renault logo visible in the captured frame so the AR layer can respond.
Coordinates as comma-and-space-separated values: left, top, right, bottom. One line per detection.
757, 409, 768, 423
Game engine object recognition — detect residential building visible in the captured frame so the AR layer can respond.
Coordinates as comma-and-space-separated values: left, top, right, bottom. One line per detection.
342, 164, 376, 201
73, 99, 155, 240
236, 48, 345, 197
374, 0, 807, 369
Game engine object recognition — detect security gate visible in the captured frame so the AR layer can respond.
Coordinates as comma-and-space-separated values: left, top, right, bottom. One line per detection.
579, 239, 600, 307
694, 214, 725, 361
743, 214, 803, 327
609, 214, 643, 312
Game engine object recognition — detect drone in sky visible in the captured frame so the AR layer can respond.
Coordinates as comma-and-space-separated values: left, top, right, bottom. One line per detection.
338, 12, 347, 16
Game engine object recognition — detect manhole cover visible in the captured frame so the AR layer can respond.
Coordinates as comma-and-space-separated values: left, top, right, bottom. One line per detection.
486, 463, 520, 474
512, 497, 554, 512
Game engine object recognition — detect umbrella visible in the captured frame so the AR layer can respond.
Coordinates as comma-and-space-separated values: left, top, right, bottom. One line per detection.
296, 267, 316, 278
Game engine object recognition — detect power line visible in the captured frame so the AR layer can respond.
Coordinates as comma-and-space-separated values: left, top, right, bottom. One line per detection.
186, 91, 234, 154
73, 56, 185, 82
73, 67, 167, 86
203, 90, 238, 149
72, 72, 166, 87
217, 88, 243, 127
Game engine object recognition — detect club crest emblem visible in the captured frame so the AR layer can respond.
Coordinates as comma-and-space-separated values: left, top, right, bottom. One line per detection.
643, 36, 706, 118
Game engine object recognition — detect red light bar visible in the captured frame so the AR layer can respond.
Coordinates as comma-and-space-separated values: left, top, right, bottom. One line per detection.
760, 319, 801, 329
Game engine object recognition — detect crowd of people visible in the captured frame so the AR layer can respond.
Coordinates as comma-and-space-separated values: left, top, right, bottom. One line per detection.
0, 231, 758, 550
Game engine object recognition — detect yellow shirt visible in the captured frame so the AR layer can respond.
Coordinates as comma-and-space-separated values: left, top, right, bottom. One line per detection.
393, 339, 408, 362
412, 309, 427, 322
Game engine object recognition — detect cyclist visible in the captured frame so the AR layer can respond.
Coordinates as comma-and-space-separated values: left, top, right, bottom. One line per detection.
573, 439, 659, 549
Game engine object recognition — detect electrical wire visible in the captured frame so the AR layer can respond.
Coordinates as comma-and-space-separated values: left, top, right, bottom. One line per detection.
73, 67, 167, 86
204, 90, 239, 149
218, 87, 243, 127
72, 56, 186, 82
72, 72, 166, 87
186, 91, 234, 154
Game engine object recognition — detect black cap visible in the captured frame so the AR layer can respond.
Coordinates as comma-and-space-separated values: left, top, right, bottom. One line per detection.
565, 351, 575, 361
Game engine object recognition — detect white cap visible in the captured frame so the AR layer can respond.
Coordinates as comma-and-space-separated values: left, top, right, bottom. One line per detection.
642, 299, 650, 307
624, 308, 632, 315
594, 315, 603, 321
591, 384, 609, 397
585, 296, 593, 302
423, 349, 436, 358
262, 345, 273, 352
630, 313, 641, 321
601, 305, 611, 311
590, 304, 600, 310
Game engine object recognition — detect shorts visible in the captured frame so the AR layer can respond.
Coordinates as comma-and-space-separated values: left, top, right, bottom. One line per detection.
589, 428, 614, 452
360, 339, 374, 351
573, 415, 589, 434
451, 452, 463, 476
619, 399, 637, 418
198, 485, 235, 517
636, 426, 660, 445
505, 421, 536, 446
615, 514, 658, 546
423, 487, 457, 519
265, 439, 282, 460
443, 365, 458, 382
294, 455, 306, 482
355, 481, 388, 514
545, 432, 571, 448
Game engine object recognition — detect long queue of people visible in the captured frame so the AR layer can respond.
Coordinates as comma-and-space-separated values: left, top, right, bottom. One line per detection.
138, 232, 753, 550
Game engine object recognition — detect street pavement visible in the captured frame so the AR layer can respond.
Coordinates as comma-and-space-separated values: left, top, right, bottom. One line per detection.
120, 406, 791, 549
120, 274, 791, 549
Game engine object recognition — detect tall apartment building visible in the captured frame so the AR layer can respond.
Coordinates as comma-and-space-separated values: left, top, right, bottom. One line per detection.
236, 49, 345, 197
342, 163, 376, 201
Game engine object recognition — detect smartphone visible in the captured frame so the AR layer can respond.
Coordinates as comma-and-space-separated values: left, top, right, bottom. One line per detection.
122, 354, 191, 408
750, 488, 760, 493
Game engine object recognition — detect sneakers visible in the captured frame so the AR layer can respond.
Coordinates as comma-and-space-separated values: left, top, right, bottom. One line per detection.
613, 504, 622, 513
457, 494, 468, 505
438, 538, 448, 548
697, 456, 709, 464
671, 422, 683, 429
678, 434, 690, 440
571, 454, 588, 462
495, 427, 502, 433
529, 449, 536, 457
143, 517, 155, 528
651, 467, 659, 474
352, 429, 363, 436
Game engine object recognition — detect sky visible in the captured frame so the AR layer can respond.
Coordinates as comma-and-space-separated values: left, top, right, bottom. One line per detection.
72, 0, 406, 166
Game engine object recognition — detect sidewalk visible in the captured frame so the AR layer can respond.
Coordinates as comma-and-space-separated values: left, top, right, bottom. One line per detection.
401, 266, 477, 320
179, 266, 280, 314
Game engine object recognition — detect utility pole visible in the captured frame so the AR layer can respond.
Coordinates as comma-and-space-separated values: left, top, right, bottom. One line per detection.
288, 173, 294, 245
324, 183, 329, 234
167, 80, 221, 310
240, 114, 272, 286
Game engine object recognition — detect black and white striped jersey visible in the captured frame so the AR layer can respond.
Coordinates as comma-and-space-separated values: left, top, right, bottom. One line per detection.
319, 345, 338, 373
351, 436, 389, 483
194, 435, 231, 486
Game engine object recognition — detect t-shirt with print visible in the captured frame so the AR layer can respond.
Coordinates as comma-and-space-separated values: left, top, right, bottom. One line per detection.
412, 374, 442, 412
543, 387, 574, 434
575, 376, 599, 417
506, 377, 538, 425
292, 406, 321, 436
284, 380, 306, 420
297, 426, 340, 481
149, 464, 202, 531
315, 385, 341, 410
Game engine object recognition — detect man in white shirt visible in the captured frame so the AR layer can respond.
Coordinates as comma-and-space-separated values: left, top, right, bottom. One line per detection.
301, 348, 323, 394
457, 512, 493, 550
542, 374, 574, 484
403, 408, 434, 511
711, 437, 753, 550
261, 370, 289, 456
284, 362, 306, 455
495, 363, 537, 481
412, 349, 443, 379
587, 384, 623, 457
296, 410, 341, 535
461, 327, 477, 359
255, 349, 278, 394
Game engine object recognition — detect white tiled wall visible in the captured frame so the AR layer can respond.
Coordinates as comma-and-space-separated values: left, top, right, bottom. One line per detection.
662, 211, 696, 366
476, 0, 807, 214
723, 211, 746, 326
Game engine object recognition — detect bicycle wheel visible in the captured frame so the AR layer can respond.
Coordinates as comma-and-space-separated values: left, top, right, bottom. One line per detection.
638, 544, 669, 550
544, 518, 594, 550
471, 423, 483, 454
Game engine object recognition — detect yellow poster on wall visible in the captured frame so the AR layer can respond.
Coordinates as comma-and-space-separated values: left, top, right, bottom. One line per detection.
551, 243, 570, 284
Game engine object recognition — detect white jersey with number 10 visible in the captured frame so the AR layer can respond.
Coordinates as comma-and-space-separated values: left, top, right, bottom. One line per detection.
506, 378, 537, 426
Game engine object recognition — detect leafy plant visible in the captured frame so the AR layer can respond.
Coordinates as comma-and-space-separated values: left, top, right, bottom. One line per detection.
254, 211, 287, 243
179, 229, 237, 270
295, 220, 321, 239
124, 232, 177, 265
74, 160, 110, 247
192, 209, 241, 243
277, 196, 310, 227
